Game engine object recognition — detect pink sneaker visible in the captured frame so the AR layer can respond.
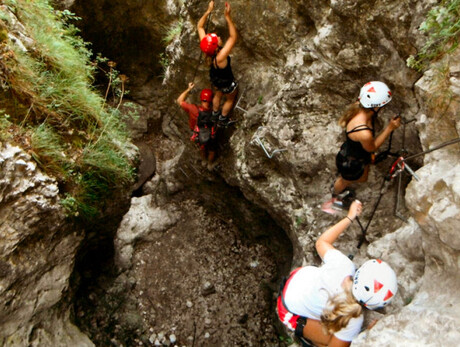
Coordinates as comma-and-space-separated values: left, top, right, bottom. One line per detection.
321, 198, 340, 215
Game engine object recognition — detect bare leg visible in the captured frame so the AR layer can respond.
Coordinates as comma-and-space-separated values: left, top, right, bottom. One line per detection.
357, 165, 370, 182
200, 146, 207, 166
213, 90, 223, 112
302, 319, 331, 347
207, 150, 216, 164
333, 177, 352, 195
333, 165, 370, 194
221, 88, 238, 116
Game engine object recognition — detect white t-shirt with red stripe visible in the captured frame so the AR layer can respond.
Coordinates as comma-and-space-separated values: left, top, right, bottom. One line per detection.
283, 249, 364, 342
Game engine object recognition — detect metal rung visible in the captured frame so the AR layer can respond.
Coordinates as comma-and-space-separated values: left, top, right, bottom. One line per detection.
253, 126, 287, 159
234, 88, 248, 113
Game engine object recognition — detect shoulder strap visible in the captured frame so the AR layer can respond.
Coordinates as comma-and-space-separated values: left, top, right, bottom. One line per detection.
212, 54, 229, 69
346, 124, 373, 135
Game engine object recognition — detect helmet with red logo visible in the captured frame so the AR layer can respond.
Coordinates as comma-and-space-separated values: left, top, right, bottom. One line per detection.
358, 81, 392, 108
200, 33, 219, 56
200, 88, 213, 102
352, 259, 398, 310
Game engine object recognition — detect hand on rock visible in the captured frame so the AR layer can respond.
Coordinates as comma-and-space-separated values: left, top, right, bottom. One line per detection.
225, 2, 231, 16
207, 1, 214, 13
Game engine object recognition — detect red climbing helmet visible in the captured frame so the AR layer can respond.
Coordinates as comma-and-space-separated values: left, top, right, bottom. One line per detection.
200, 88, 213, 102
358, 81, 392, 108
352, 259, 398, 310
200, 33, 219, 56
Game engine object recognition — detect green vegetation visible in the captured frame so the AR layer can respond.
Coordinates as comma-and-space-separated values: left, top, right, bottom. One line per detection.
0, 0, 136, 221
278, 335, 293, 345
163, 19, 183, 45
407, 0, 460, 71
158, 52, 169, 74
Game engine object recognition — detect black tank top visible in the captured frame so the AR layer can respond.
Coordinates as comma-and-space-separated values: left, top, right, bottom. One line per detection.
345, 125, 373, 163
210, 56, 234, 88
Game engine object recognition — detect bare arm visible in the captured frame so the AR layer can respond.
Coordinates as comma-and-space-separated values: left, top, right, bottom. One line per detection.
197, 1, 214, 40
360, 116, 401, 153
328, 336, 351, 347
176, 82, 195, 106
216, 2, 237, 64
303, 319, 350, 347
315, 201, 362, 259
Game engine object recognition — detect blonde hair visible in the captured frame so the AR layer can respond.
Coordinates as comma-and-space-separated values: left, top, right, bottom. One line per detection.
338, 101, 374, 128
320, 286, 362, 335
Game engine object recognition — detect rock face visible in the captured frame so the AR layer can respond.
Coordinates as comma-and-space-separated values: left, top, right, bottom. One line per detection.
117, 0, 457, 345
2, 0, 459, 345
362, 50, 460, 347
0, 144, 92, 346
67, 0, 459, 345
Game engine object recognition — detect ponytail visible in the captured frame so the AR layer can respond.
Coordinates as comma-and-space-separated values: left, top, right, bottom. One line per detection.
320, 286, 362, 335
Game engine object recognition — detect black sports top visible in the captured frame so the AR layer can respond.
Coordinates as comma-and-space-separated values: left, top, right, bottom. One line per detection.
345, 125, 373, 163
210, 56, 235, 89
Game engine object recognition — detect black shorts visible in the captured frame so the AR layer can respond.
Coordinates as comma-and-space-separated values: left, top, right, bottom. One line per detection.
336, 152, 367, 181
214, 80, 238, 94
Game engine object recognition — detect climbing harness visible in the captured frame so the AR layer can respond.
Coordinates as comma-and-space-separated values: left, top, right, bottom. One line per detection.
351, 115, 460, 251
253, 126, 287, 159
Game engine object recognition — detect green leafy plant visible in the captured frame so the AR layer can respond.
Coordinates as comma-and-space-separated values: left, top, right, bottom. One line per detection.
159, 52, 169, 70
163, 19, 183, 44
407, 0, 460, 71
0, 0, 136, 222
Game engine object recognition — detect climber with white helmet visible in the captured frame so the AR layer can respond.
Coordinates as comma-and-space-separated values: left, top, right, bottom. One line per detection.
323, 81, 401, 212
197, 1, 238, 128
277, 200, 398, 347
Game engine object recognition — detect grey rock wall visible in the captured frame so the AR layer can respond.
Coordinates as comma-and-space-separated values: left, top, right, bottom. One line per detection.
0, 144, 91, 346
363, 49, 460, 347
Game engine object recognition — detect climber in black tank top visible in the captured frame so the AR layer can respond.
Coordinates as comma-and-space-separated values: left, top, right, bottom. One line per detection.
210, 55, 237, 94
197, 1, 238, 128
344, 125, 374, 164
332, 81, 401, 200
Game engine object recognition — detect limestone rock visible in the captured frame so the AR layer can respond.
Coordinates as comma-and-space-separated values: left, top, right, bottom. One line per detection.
0, 144, 87, 343
115, 195, 180, 270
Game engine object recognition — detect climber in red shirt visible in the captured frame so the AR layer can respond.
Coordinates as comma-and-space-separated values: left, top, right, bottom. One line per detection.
177, 82, 212, 131
176, 82, 218, 171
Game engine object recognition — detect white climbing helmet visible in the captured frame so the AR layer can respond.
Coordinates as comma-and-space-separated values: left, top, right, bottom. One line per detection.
352, 259, 398, 310
358, 81, 392, 108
